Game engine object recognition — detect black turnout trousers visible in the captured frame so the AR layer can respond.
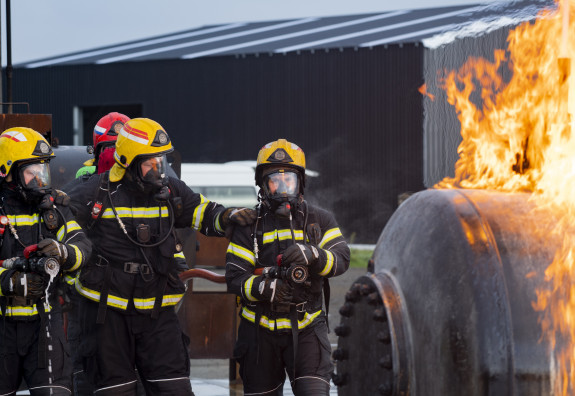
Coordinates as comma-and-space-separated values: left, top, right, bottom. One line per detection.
0, 312, 72, 396
79, 298, 193, 396
234, 317, 333, 396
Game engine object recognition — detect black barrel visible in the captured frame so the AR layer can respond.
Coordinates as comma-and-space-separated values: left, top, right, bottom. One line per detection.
334, 188, 560, 396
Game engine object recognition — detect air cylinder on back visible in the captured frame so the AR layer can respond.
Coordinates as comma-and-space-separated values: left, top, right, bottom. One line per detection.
334, 188, 559, 396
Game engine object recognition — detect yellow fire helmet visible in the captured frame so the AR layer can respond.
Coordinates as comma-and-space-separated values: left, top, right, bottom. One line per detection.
0, 127, 54, 182
109, 118, 173, 182
255, 138, 306, 187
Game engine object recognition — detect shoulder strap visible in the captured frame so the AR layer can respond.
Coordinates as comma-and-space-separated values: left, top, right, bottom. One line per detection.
87, 172, 110, 230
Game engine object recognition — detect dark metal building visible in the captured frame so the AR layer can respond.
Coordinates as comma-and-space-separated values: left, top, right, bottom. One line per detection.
7, 0, 552, 242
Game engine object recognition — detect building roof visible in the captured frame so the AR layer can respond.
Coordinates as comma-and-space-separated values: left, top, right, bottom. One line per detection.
20, 0, 553, 68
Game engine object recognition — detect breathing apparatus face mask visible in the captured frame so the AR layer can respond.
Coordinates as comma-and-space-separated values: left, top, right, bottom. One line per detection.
262, 171, 300, 218
15, 161, 53, 202
136, 155, 169, 192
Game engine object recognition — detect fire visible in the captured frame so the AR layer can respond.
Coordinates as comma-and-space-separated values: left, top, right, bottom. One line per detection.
433, 0, 575, 393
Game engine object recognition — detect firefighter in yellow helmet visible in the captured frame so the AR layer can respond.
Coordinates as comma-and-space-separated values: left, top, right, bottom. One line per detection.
225, 139, 350, 395
0, 127, 92, 395
65, 118, 255, 395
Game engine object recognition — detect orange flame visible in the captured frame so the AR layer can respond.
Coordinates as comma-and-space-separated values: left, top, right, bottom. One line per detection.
419, 83, 435, 101
437, 0, 575, 393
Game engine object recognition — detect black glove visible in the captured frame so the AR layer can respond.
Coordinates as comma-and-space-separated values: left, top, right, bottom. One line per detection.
9, 271, 47, 298
221, 207, 257, 228
258, 278, 293, 304
282, 243, 320, 270
37, 238, 69, 264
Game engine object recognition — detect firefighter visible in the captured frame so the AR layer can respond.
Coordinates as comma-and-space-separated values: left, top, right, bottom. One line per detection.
0, 127, 92, 395
66, 118, 255, 395
225, 139, 350, 395
76, 112, 131, 178
64, 112, 133, 395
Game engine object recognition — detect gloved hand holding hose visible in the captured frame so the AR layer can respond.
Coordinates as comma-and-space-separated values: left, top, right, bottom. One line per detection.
0, 271, 47, 298
37, 238, 68, 264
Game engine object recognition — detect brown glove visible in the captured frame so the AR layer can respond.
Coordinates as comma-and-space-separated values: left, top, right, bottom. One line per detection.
37, 238, 69, 264
221, 207, 257, 229
10, 271, 47, 298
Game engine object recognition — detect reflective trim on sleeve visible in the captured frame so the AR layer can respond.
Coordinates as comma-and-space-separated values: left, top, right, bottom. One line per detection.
242, 275, 259, 302
240, 306, 321, 331
192, 195, 209, 230
215, 210, 225, 233
174, 252, 185, 259
318, 228, 343, 249
227, 243, 255, 266
57, 220, 82, 241
63, 274, 76, 285
66, 244, 83, 272
318, 250, 334, 276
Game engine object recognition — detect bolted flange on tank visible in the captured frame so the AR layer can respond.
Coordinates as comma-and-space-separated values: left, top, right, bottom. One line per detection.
334, 188, 561, 396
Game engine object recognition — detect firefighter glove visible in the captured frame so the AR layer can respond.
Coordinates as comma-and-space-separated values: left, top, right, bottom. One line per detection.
9, 271, 47, 298
258, 278, 293, 304
282, 243, 320, 270
221, 207, 257, 229
53, 190, 71, 206
37, 238, 69, 264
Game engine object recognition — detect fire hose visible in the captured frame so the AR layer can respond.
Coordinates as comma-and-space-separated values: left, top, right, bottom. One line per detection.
178, 255, 309, 285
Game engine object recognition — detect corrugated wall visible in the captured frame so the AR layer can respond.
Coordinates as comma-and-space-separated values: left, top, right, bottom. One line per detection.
9, 44, 425, 243
423, 27, 514, 187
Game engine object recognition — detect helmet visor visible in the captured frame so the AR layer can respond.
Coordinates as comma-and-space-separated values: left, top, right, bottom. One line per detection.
140, 155, 168, 178
264, 171, 299, 197
19, 162, 51, 191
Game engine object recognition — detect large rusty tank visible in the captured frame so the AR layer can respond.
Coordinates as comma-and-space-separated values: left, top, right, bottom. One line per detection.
334, 188, 561, 395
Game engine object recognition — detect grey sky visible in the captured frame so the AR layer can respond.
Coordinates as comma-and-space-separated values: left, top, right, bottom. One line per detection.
2, 0, 511, 64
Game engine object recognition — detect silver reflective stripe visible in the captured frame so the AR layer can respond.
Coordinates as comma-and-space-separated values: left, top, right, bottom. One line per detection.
95, 380, 137, 393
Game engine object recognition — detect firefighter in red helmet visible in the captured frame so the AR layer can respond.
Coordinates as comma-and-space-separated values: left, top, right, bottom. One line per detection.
225, 139, 350, 395
76, 112, 131, 178
0, 127, 92, 395
66, 118, 255, 395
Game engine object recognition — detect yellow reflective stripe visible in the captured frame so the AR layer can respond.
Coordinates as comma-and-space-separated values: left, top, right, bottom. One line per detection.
67, 244, 83, 272
262, 229, 304, 245
243, 275, 259, 302
241, 306, 321, 330
0, 304, 52, 317
319, 250, 334, 276
133, 294, 184, 309
63, 274, 75, 285
7, 214, 39, 226
227, 243, 255, 265
215, 212, 225, 233
101, 206, 169, 219
174, 252, 185, 259
318, 228, 343, 249
57, 220, 82, 241
75, 280, 129, 309
192, 195, 209, 230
